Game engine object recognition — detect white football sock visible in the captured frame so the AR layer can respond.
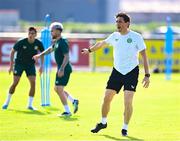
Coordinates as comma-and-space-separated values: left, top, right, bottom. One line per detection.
4, 93, 12, 105
101, 117, 107, 124
64, 105, 71, 113
28, 96, 34, 107
67, 95, 74, 103
122, 123, 128, 130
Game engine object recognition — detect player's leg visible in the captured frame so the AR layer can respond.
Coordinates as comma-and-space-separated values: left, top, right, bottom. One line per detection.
26, 64, 37, 110
121, 66, 139, 136
102, 89, 116, 118
55, 70, 72, 116
2, 75, 21, 109
64, 91, 79, 114
64, 91, 74, 103
28, 76, 36, 97
27, 76, 36, 110
55, 85, 71, 116
9, 75, 21, 94
91, 89, 116, 133
59, 69, 79, 113
54, 86, 67, 105
2, 63, 23, 109
121, 90, 134, 136
91, 68, 122, 133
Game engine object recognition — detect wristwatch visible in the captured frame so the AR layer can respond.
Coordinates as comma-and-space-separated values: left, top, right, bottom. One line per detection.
145, 73, 150, 78
88, 48, 92, 53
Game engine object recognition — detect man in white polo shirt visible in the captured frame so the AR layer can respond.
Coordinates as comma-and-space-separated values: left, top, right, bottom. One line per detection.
81, 12, 150, 136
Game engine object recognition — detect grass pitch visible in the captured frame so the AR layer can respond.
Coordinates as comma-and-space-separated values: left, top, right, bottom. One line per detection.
0, 71, 180, 141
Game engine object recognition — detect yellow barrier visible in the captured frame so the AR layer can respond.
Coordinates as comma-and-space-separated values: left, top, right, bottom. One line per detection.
95, 39, 180, 71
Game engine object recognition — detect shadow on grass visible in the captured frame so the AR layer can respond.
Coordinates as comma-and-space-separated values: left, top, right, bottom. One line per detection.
41, 106, 60, 114
100, 134, 144, 141
41, 106, 59, 111
58, 115, 79, 121
9, 109, 46, 115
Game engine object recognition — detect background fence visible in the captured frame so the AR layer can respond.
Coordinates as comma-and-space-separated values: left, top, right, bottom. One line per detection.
0, 33, 180, 72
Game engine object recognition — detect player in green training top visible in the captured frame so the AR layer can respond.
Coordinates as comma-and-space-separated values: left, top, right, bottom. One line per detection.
2, 27, 44, 110
33, 22, 79, 117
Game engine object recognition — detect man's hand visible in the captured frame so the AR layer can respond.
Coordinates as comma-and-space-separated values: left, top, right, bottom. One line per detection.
8, 65, 13, 75
39, 66, 43, 76
142, 76, 150, 88
32, 54, 41, 63
81, 48, 90, 54
57, 69, 64, 77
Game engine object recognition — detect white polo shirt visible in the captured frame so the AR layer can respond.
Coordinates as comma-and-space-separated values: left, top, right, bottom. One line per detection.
105, 30, 146, 75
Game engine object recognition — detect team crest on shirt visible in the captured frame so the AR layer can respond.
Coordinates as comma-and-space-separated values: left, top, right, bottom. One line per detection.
127, 38, 132, 43
34, 46, 38, 50
54, 43, 58, 49
115, 38, 119, 41
23, 46, 27, 49
14, 70, 17, 74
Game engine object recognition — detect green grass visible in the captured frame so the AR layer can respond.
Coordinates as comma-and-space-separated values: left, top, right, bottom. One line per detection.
0, 71, 180, 141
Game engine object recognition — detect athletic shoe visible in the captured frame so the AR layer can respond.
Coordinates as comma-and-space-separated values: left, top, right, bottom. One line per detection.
121, 129, 128, 136
91, 123, 107, 133
59, 112, 72, 117
73, 99, 79, 113
2, 104, 8, 109
27, 106, 37, 111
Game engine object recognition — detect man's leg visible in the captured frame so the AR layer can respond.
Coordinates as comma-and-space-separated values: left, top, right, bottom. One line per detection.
121, 90, 134, 136
54, 86, 71, 116
91, 89, 116, 133
64, 91, 74, 102
64, 91, 79, 113
102, 89, 116, 118
27, 76, 36, 110
2, 75, 21, 109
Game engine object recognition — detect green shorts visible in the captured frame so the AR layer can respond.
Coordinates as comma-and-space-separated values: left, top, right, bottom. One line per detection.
55, 65, 72, 86
55, 71, 71, 86
13, 63, 36, 76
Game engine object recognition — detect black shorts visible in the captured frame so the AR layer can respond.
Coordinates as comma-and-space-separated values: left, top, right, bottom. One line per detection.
13, 63, 36, 77
106, 66, 139, 93
55, 66, 72, 86
55, 71, 71, 86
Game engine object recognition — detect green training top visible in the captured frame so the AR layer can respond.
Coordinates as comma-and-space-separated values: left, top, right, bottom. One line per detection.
53, 38, 72, 73
13, 38, 44, 65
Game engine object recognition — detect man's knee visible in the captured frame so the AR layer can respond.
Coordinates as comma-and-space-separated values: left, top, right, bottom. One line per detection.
104, 95, 111, 103
103, 90, 115, 103
30, 78, 36, 83
11, 80, 19, 90
28, 76, 36, 86
55, 86, 64, 94
124, 91, 134, 104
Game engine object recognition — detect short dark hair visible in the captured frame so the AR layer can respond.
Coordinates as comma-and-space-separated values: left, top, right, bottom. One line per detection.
56, 28, 63, 32
28, 27, 37, 33
116, 12, 131, 23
